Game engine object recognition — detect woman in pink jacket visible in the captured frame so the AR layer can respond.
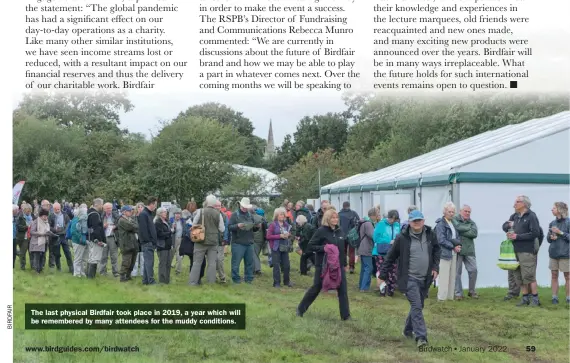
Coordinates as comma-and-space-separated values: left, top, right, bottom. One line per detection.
266, 208, 292, 288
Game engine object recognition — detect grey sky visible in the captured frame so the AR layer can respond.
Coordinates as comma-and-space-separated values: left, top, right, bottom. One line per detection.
120, 92, 347, 146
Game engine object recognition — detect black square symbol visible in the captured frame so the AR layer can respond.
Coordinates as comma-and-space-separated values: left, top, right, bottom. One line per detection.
510, 81, 517, 88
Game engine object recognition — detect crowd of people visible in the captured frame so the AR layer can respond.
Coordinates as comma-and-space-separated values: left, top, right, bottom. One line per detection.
11, 194, 569, 348
10, 196, 319, 287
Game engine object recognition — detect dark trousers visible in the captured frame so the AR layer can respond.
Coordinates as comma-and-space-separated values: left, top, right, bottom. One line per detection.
120, 249, 137, 276
231, 243, 254, 283
189, 254, 206, 282
31, 251, 45, 273
298, 263, 350, 320
300, 252, 315, 275
157, 249, 172, 284
359, 256, 373, 291
344, 243, 355, 269
404, 277, 429, 341
18, 238, 30, 269
141, 242, 156, 285
49, 238, 73, 270
271, 250, 290, 286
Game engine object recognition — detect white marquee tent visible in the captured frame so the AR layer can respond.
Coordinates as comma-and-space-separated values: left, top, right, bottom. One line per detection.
232, 164, 281, 198
321, 111, 570, 288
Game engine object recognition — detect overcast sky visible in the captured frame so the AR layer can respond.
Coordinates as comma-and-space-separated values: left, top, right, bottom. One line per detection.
120, 91, 348, 146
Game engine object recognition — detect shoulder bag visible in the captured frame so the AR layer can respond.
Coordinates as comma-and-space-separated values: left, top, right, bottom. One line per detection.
191, 209, 206, 243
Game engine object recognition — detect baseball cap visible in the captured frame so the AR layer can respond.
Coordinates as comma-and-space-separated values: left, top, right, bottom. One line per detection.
121, 205, 133, 212
408, 210, 424, 221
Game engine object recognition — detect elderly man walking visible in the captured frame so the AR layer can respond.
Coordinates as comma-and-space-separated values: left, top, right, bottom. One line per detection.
378, 210, 441, 348
454, 205, 479, 299
189, 195, 225, 285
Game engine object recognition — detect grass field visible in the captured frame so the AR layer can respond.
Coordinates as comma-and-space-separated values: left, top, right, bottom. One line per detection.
13, 252, 570, 363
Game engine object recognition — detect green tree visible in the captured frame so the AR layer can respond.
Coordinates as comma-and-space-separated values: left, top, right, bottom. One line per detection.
14, 91, 133, 134
175, 102, 253, 135
13, 111, 145, 202
292, 113, 349, 158
174, 102, 265, 166
13, 116, 86, 201
140, 116, 248, 203
21, 150, 82, 201
278, 148, 342, 201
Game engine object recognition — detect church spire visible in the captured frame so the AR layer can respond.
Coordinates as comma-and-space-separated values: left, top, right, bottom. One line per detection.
268, 119, 274, 144
264, 119, 275, 159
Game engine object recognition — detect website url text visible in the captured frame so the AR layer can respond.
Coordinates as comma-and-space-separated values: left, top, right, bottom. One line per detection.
25, 346, 140, 353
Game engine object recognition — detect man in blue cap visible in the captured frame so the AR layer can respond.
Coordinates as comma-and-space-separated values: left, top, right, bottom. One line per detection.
117, 205, 139, 282
378, 210, 441, 348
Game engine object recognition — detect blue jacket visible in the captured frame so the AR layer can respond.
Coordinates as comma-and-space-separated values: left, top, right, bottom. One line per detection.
372, 218, 401, 256
547, 218, 570, 259
434, 217, 461, 260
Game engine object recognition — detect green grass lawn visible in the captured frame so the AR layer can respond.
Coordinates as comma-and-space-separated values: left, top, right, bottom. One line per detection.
13, 252, 569, 363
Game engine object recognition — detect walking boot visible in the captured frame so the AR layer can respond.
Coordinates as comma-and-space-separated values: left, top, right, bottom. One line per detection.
516, 295, 530, 307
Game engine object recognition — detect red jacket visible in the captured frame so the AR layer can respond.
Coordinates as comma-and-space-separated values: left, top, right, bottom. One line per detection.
221, 208, 232, 220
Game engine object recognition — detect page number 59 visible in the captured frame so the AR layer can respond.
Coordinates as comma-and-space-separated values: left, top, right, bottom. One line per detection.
526, 346, 536, 352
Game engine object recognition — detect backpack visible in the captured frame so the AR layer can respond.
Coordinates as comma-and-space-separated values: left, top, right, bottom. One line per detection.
346, 219, 367, 249
497, 239, 519, 270
70, 218, 83, 244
